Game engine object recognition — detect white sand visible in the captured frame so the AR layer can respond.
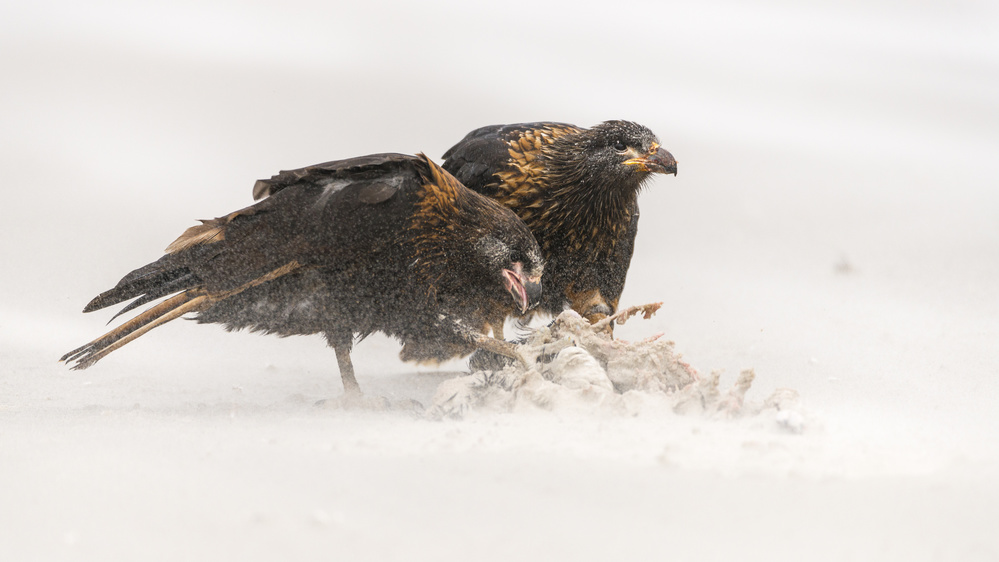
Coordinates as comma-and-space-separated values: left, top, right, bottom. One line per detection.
3, 0, 998, 560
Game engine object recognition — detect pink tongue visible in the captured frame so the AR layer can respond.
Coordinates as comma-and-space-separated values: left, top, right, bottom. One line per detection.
503, 270, 528, 313
514, 283, 528, 313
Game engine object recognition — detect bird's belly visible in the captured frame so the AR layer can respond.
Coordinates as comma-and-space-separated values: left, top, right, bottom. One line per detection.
196, 270, 343, 336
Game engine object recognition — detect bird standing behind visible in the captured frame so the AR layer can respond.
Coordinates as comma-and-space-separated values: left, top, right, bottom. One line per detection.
62, 153, 543, 398
442, 120, 677, 335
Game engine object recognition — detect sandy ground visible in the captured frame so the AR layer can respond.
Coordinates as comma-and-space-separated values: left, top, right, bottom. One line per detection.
3, 0, 999, 560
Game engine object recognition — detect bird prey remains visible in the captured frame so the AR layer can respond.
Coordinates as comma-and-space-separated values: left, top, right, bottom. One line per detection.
62, 153, 543, 397
442, 120, 676, 334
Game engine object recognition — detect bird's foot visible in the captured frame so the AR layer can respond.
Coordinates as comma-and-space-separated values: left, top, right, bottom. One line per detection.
468, 348, 517, 372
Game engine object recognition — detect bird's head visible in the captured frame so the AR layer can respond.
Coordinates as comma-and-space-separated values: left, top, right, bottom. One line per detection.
475, 234, 544, 314
550, 120, 677, 191
414, 153, 545, 314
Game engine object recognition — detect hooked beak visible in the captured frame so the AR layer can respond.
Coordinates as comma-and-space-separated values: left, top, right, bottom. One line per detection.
623, 142, 678, 176
503, 263, 542, 314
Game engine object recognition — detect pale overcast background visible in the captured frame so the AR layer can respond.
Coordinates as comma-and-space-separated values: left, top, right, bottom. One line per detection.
2, 1, 998, 560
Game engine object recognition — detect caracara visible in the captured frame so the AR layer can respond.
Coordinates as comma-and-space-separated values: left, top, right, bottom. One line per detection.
442, 120, 676, 336
62, 153, 543, 397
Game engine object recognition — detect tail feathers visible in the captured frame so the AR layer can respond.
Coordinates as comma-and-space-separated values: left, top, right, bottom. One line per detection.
62, 291, 211, 370
106, 272, 198, 322
83, 263, 194, 313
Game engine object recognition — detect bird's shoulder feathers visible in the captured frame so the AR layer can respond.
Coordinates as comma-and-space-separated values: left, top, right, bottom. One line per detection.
442, 122, 582, 198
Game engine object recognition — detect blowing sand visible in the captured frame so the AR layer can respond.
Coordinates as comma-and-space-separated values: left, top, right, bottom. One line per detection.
3, 0, 999, 560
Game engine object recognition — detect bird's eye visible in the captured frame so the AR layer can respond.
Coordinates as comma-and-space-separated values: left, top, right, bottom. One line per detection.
613, 141, 627, 151
510, 251, 523, 264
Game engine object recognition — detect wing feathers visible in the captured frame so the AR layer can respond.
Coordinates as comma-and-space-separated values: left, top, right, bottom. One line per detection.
83, 265, 192, 313
164, 205, 260, 254
164, 221, 225, 254
252, 152, 418, 199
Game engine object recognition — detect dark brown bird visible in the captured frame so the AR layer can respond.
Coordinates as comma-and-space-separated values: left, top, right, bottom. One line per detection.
61, 153, 543, 397
442, 120, 676, 335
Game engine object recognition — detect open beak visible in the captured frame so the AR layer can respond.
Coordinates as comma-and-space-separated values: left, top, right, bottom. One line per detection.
623, 142, 677, 175
503, 263, 542, 314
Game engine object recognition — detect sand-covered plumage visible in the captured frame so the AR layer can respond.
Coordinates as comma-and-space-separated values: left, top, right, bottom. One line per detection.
63, 153, 543, 396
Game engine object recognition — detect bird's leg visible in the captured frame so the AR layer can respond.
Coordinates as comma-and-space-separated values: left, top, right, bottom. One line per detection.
325, 332, 361, 396
334, 345, 361, 396
321, 332, 421, 413
492, 321, 506, 341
